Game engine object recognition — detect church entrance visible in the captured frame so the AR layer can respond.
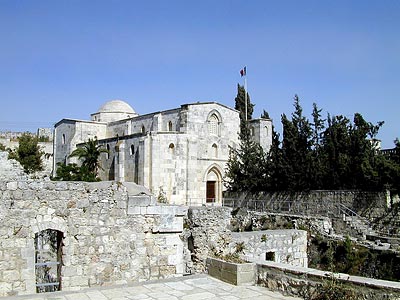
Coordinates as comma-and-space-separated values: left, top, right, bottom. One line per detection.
206, 181, 216, 203
205, 166, 222, 204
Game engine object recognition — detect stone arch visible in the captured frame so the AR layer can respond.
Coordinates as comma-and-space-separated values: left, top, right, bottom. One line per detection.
203, 164, 223, 204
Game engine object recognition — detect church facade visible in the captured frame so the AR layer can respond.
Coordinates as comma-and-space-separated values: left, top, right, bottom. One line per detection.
53, 100, 272, 205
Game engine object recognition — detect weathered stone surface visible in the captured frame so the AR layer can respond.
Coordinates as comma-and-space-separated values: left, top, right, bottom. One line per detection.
0, 180, 186, 297
257, 260, 400, 300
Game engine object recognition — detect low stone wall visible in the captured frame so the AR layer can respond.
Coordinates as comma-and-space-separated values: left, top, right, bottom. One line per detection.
206, 257, 256, 285
184, 207, 308, 273
231, 230, 308, 268
0, 180, 187, 297
256, 260, 400, 300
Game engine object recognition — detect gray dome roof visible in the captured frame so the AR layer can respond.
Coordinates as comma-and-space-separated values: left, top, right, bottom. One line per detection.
98, 100, 136, 114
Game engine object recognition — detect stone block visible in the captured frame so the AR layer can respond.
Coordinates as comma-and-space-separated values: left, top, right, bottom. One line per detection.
3, 270, 20, 281
158, 216, 183, 233
146, 206, 162, 215
128, 196, 152, 207
6, 182, 17, 191
127, 206, 141, 215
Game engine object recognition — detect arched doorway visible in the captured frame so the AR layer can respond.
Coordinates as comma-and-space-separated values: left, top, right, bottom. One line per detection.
205, 166, 222, 204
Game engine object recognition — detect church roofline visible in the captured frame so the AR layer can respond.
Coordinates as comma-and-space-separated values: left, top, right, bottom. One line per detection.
54, 118, 107, 128
181, 101, 239, 113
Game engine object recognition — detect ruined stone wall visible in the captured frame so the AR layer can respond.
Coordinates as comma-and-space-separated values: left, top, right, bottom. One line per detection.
184, 207, 308, 273
0, 180, 186, 297
231, 230, 308, 268
257, 261, 400, 300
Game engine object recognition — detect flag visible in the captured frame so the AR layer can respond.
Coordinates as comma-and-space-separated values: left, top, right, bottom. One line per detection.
240, 66, 247, 77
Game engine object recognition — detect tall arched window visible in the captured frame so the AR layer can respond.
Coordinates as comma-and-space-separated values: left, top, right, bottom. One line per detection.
208, 114, 219, 135
141, 125, 146, 134
62, 134, 66, 145
168, 121, 173, 131
130, 145, 135, 156
106, 144, 110, 159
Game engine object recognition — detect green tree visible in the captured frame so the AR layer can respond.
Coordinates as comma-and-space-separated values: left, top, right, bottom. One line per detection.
225, 138, 266, 192
8, 133, 43, 174
264, 126, 285, 191
310, 103, 326, 189
321, 114, 352, 189
261, 109, 270, 119
234, 84, 254, 139
280, 95, 313, 190
69, 138, 108, 179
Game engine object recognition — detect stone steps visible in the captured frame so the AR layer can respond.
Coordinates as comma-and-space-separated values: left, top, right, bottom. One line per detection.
344, 215, 376, 239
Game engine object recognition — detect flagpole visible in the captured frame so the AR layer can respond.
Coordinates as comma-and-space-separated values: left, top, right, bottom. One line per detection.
244, 70, 247, 122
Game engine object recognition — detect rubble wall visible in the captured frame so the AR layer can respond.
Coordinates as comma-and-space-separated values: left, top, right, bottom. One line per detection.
184, 207, 308, 273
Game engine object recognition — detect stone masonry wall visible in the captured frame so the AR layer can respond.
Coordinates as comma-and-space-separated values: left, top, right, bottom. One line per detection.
225, 190, 388, 220
184, 207, 308, 273
257, 261, 400, 300
0, 180, 186, 297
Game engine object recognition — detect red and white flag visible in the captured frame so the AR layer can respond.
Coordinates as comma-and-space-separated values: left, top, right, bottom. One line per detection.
240, 66, 247, 77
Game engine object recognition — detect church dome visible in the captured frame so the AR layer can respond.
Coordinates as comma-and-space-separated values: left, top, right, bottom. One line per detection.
98, 100, 136, 114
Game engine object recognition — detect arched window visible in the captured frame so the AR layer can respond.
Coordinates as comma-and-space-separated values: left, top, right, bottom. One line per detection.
212, 144, 218, 158
168, 121, 173, 132
62, 134, 66, 145
141, 125, 146, 134
250, 126, 255, 136
169, 143, 175, 155
208, 113, 220, 136
130, 145, 135, 156
106, 144, 110, 159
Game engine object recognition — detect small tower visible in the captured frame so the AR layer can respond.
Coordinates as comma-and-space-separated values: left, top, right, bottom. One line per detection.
249, 118, 272, 154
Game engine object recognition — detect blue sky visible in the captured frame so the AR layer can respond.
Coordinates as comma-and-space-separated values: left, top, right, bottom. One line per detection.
0, 0, 399, 148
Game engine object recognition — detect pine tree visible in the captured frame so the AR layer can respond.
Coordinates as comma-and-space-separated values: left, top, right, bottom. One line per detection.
225, 139, 266, 192
310, 103, 325, 189
234, 84, 254, 139
261, 109, 270, 119
280, 96, 313, 191
8, 133, 43, 174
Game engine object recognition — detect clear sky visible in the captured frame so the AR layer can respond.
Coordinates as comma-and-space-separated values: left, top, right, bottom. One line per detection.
0, 0, 399, 148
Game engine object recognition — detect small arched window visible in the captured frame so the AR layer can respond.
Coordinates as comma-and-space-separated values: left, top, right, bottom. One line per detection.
62, 134, 66, 145
106, 144, 110, 159
130, 145, 135, 156
208, 113, 220, 136
169, 143, 175, 155
168, 121, 173, 132
212, 144, 218, 158
141, 125, 146, 134
250, 126, 255, 136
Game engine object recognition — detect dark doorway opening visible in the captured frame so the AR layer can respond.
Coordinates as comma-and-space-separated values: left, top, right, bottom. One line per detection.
206, 181, 216, 203
35, 229, 63, 293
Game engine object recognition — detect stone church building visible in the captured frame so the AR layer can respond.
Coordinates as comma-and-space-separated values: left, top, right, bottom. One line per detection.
53, 100, 272, 205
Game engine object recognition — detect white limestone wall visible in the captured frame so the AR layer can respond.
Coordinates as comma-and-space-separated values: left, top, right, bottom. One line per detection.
0, 180, 187, 297
250, 118, 273, 154
53, 121, 107, 175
